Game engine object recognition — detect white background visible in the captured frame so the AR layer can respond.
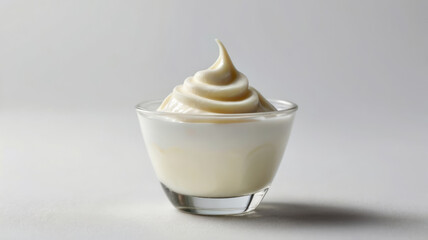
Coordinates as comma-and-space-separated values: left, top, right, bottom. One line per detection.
1, 0, 427, 239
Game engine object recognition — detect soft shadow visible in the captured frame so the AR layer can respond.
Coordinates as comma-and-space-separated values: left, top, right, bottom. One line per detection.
218, 201, 423, 228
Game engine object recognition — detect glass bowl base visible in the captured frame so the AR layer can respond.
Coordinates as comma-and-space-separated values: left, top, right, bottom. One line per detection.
161, 183, 269, 216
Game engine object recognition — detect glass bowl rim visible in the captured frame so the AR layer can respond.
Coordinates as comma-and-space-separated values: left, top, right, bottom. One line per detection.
135, 99, 298, 119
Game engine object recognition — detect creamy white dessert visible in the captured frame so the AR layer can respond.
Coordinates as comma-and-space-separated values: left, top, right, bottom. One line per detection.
138, 110, 294, 197
137, 40, 296, 197
157, 39, 276, 114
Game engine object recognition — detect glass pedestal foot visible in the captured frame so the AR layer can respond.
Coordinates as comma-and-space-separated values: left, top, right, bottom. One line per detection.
161, 183, 269, 216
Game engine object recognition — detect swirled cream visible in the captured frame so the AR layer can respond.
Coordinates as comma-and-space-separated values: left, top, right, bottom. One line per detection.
158, 39, 276, 114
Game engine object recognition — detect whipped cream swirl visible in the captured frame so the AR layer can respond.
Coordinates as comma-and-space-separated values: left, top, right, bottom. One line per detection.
158, 39, 276, 114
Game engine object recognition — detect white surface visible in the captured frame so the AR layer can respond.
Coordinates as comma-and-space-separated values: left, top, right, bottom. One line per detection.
1, 0, 427, 239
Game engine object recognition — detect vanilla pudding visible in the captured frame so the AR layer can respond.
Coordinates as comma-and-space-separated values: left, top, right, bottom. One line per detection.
137, 100, 296, 197
136, 39, 297, 214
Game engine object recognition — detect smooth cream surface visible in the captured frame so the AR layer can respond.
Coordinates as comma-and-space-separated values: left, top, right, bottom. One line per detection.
157, 39, 276, 114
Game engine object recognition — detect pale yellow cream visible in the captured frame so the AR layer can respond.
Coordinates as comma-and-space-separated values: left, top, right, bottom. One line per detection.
157, 39, 276, 114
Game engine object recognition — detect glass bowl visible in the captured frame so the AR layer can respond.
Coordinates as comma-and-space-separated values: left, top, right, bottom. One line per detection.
136, 99, 298, 215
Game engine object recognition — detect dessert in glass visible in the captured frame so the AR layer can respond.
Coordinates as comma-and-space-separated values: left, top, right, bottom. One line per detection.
136, 40, 297, 215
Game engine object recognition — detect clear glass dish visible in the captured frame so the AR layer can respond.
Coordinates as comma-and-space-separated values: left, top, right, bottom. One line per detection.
136, 99, 298, 215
